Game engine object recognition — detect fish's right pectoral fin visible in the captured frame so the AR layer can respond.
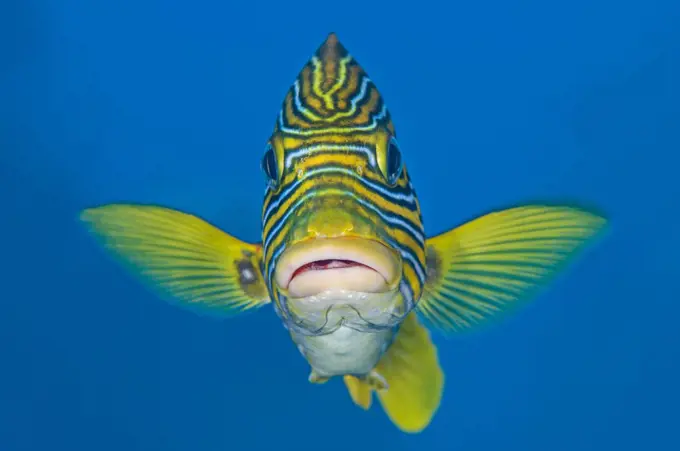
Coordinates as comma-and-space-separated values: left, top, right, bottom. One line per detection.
80, 203, 271, 317
343, 312, 444, 433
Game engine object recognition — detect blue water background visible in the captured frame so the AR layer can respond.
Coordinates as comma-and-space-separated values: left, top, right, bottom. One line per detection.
2, 1, 679, 450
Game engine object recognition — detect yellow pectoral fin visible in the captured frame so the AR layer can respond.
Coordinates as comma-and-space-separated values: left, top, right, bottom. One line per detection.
419, 204, 608, 334
80, 204, 270, 316
343, 313, 444, 434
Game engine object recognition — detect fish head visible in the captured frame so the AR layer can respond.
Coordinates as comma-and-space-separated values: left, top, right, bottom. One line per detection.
260, 33, 427, 336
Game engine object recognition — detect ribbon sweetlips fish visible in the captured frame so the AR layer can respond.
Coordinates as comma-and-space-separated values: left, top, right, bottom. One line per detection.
80, 33, 608, 433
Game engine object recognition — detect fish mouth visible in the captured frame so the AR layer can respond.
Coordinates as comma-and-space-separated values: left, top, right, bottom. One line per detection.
274, 237, 401, 298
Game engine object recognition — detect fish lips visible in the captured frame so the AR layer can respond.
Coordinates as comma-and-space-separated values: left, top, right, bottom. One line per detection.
273, 237, 402, 299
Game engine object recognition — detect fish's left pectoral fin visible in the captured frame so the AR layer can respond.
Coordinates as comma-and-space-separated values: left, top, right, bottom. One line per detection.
80, 204, 270, 317
342, 313, 444, 434
418, 204, 608, 335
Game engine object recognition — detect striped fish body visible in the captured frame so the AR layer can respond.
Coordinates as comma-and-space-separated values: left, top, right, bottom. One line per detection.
259, 35, 427, 378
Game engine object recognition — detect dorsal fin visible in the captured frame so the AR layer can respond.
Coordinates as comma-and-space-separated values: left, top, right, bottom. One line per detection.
315, 32, 349, 91
275, 33, 394, 134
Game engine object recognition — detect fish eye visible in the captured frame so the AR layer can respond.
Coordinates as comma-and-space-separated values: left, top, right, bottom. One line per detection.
384, 137, 403, 185
261, 144, 279, 188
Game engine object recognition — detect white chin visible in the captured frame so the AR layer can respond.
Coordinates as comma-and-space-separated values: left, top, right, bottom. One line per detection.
288, 266, 388, 298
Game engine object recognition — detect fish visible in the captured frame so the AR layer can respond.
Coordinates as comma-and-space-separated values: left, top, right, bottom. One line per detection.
79, 32, 608, 434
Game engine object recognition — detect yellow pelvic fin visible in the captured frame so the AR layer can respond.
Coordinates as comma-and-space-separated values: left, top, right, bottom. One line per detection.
343, 313, 444, 434
419, 204, 608, 334
343, 375, 373, 410
80, 204, 270, 316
